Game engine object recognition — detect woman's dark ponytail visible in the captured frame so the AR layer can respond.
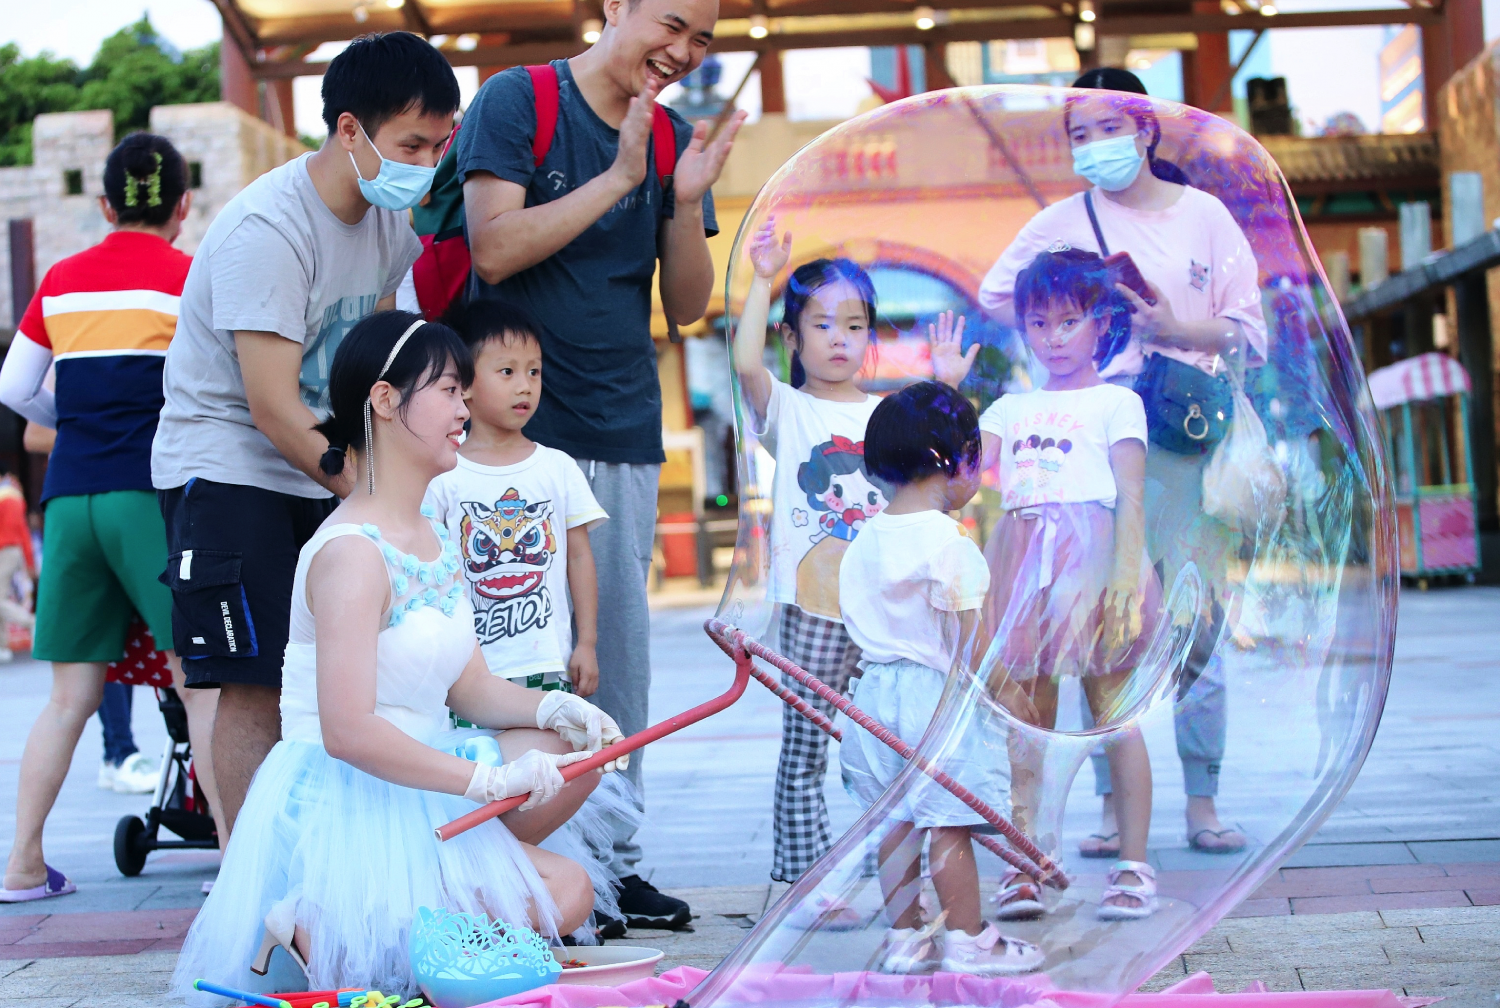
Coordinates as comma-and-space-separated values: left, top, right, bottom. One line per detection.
318, 440, 350, 476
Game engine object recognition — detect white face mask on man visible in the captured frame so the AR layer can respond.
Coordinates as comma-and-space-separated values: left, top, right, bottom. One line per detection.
1071, 134, 1145, 192
349, 121, 437, 212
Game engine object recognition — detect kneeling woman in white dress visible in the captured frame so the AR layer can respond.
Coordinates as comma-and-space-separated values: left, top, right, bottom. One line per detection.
174, 311, 628, 1000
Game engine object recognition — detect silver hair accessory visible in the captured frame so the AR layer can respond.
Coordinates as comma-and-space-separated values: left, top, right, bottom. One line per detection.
364, 318, 426, 494
1045, 240, 1073, 253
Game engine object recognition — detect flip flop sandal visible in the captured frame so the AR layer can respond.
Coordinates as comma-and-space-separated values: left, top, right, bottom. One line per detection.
0, 864, 76, 903
1078, 831, 1121, 859
1097, 860, 1157, 921
990, 870, 1045, 921
1188, 827, 1247, 854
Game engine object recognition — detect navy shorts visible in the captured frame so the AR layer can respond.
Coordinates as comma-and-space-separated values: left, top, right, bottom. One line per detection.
158, 478, 336, 689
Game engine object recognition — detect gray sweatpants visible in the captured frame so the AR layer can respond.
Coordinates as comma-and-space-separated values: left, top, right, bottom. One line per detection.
573, 458, 659, 877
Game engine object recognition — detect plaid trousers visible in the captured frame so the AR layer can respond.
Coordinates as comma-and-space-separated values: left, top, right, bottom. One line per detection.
772, 604, 861, 882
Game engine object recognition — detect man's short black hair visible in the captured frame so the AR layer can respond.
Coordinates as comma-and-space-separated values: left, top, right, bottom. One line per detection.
321, 32, 461, 135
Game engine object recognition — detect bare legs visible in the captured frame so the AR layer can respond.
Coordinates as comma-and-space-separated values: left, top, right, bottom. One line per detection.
167, 655, 227, 848
879, 822, 984, 935
3, 662, 107, 890
499, 726, 601, 935
212, 683, 281, 838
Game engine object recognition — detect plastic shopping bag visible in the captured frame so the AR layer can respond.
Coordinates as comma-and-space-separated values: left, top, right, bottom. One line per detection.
1202, 377, 1287, 534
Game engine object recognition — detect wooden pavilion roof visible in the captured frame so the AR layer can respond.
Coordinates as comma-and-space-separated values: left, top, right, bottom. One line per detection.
210, 0, 1438, 80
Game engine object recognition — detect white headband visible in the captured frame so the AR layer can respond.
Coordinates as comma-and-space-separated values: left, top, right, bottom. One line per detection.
364, 318, 427, 494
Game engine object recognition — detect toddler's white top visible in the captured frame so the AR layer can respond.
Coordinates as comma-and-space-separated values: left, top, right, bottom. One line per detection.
279, 510, 474, 747
980, 384, 1147, 511
838, 509, 989, 672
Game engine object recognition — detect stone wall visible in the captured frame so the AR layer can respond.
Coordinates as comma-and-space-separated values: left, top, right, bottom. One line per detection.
0, 103, 306, 330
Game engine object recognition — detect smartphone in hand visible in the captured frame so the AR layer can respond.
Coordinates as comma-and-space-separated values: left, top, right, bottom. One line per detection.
1105, 251, 1155, 305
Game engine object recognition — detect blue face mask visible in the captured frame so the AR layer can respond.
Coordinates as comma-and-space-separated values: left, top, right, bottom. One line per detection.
350, 122, 437, 212
1071, 134, 1145, 192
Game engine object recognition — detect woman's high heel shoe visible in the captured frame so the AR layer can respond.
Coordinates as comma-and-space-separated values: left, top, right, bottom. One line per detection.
251, 898, 309, 977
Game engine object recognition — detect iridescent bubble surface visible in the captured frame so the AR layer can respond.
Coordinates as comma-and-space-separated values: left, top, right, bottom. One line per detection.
700, 85, 1396, 1007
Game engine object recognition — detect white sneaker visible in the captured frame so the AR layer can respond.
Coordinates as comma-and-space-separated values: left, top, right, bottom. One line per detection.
97, 760, 118, 791
112, 753, 159, 794
879, 924, 942, 974
0, 647, 14, 663
941, 923, 1044, 976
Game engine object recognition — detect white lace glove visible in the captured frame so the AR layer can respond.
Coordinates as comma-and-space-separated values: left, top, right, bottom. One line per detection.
463, 749, 592, 811
535, 691, 629, 772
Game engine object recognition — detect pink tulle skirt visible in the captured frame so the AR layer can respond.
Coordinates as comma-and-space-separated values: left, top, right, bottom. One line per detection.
983, 502, 1162, 682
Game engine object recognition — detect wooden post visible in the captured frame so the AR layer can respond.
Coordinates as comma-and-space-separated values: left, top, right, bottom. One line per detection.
1182, 0, 1233, 113
1456, 272, 1496, 528
1422, 0, 1483, 131
923, 41, 956, 90
268, 79, 297, 138
8, 220, 34, 330
220, 27, 258, 116
759, 49, 786, 114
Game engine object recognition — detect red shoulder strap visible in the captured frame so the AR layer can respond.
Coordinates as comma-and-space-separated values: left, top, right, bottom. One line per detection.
530, 62, 675, 184
526, 64, 560, 168
651, 105, 677, 184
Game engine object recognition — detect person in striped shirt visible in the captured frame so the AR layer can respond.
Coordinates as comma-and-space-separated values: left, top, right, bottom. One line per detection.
0, 133, 224, 903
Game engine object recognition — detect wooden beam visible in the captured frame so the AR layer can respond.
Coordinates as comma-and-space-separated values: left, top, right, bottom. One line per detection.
402, 0, 435, 36
207, 0, 260, 66
252, 6, 1441, 77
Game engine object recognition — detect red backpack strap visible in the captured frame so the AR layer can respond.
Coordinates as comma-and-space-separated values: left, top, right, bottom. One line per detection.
651, 104, 677, 186
526, 64, 560, 168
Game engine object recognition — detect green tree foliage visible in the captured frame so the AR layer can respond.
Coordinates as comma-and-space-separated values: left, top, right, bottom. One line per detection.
0, 16, 219, 167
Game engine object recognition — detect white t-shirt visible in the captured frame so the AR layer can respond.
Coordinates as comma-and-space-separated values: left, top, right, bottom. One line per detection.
754, 376, 886, 622
979, 186, 1267, 375
980, 385, 1148, 511
839, 510, 990, 672
424, 444, 607, 683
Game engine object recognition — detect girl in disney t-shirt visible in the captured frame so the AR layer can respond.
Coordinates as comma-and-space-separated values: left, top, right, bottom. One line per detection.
936, 247, 1162, 924
733, 219, 901, 886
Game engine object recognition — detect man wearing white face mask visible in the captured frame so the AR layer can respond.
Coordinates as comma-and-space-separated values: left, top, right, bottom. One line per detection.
958, 68, 1267, 864
151, 32, 460, 838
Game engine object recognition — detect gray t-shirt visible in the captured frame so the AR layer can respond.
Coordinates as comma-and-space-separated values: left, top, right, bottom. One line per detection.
152, 153, 421, 498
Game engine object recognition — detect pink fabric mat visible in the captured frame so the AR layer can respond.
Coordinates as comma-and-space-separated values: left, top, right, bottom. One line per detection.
482, 966, 1432, 1008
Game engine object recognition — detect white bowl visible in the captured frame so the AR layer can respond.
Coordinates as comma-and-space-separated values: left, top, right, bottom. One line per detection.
553, 945, 664, 986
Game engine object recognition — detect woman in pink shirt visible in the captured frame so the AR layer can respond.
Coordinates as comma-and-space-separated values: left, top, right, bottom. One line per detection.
975, 69, 1268, 861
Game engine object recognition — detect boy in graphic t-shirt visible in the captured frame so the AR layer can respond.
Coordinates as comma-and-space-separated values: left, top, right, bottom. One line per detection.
425, 300, 607, 695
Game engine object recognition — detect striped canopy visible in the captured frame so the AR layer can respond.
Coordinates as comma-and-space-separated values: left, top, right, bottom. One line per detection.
1367, 352, 1471, 410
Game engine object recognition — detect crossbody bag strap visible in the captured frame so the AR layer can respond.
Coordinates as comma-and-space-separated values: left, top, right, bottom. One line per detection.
1083, 190, 1110, 257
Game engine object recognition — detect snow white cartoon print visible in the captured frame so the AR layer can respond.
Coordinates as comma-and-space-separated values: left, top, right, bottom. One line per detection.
793, 435, 894, 619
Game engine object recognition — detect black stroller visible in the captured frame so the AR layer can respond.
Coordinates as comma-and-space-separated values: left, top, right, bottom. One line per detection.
113, 687, 218, 876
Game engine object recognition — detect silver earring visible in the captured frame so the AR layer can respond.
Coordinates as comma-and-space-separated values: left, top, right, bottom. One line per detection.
363, 399, 375, 495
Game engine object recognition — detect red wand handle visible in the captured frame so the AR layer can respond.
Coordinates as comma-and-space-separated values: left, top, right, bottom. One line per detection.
435, 630, 753, 842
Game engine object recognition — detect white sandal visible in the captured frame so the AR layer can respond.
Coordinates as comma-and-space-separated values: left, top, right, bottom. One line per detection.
879, 922, 942, 974
989, 869, 1045, 921
251, 894, 309, 977
1097, 859, 1157, 920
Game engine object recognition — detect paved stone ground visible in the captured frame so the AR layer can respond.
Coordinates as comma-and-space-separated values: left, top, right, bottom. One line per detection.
2, 586, 1498, 1003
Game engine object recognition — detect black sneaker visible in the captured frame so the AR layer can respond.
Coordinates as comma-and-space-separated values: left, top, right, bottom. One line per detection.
616, 875, 692, 931
593, 910, 627, 941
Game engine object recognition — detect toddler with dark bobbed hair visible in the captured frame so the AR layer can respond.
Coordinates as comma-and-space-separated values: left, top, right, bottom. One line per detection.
836, 380, 1044, 978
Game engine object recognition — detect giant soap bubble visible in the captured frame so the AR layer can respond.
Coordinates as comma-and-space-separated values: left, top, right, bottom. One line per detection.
700, 85, 1396, 1006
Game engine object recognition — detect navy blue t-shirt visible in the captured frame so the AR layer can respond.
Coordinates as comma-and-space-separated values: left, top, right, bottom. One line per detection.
456, 60, 718, 465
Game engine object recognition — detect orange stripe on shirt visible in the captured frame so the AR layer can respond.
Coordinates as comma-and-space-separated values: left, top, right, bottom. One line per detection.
42, 308, 177, 356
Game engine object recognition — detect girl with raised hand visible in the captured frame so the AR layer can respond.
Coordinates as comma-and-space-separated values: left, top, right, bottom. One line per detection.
734, 218, 898, 890
174, 310, 622, 1000
962, 248, 1162, 923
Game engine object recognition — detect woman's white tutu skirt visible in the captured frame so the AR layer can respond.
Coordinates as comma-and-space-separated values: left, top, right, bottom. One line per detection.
840, 659, 1004, 829
171, 730, 574, 1004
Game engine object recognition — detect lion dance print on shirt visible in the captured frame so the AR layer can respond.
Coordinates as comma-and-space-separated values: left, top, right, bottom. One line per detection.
792, 435, 893, 620
459, 488, 558, 645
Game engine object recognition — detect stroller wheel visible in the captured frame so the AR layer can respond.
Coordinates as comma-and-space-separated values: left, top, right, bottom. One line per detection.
114, 815, 150, 877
